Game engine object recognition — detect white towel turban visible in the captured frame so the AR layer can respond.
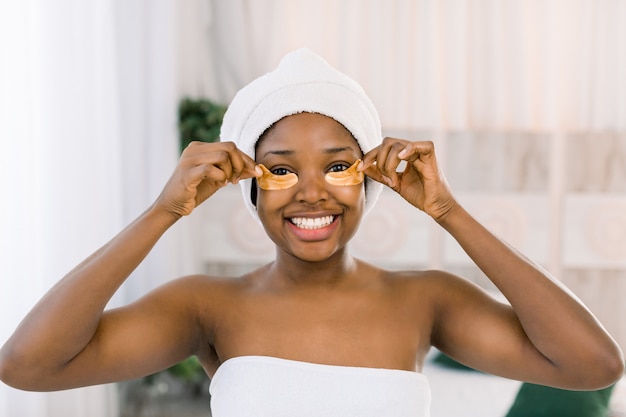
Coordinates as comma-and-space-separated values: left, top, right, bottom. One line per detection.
220, 48, 383, 223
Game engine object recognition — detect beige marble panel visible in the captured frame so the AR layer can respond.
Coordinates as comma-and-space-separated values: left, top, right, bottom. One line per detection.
442, 193, 551, 266
195, 186, 274, 265
350, 188, 432, 268
445, 131, 551, 193
561, 269, 626, 352
565, 133, 626, 193
563, 195, 626, 268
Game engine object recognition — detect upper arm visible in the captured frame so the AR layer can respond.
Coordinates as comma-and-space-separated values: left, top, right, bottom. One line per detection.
428, 271, 559, 384
45, 276, 209, 390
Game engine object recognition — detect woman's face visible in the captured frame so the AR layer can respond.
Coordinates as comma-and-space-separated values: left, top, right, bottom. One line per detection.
255, 112, 365, 263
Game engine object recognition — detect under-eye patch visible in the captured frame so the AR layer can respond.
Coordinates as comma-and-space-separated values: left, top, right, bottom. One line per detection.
257, 165, 299, 190
256, 159, 364, 190
324, 159, 364, 186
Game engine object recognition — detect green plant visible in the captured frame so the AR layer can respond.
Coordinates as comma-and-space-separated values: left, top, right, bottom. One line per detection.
143, 356, 207, 386
166, 356, 206, 383
178, 97, 227, 151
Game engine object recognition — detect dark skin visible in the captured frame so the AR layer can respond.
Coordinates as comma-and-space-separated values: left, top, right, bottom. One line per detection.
0, 113, 623, 393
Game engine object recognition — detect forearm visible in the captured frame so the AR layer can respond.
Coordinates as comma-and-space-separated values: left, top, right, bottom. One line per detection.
0, 205, 179, 369
437, 204, 623, 376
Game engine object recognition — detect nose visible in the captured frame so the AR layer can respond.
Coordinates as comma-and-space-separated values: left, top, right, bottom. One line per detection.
294, 170, 329, 204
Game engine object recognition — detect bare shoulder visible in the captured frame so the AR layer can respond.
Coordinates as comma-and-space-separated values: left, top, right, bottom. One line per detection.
137, 272, 258, 369
125, 272, 255, 344
143, 272, 253, 312
381, 267, 514, 357
379, 267, 508, 324
157, 273, 247, 293
380, 267, 493, 300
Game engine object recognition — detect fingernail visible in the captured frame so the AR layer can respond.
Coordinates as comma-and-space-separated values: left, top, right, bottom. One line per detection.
398, 147, 409, 159
255, 165, 263, 177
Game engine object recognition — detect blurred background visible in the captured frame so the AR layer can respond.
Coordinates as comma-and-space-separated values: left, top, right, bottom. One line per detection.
1, 0, 624, 416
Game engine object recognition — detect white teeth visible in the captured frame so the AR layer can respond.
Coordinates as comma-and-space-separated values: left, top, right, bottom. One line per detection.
290, 216, 335, 229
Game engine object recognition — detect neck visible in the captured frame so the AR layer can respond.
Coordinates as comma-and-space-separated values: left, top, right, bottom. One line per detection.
270, 249, 359, 288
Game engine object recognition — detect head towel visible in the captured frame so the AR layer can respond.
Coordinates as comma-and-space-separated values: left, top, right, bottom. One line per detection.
220, 48, 383, 223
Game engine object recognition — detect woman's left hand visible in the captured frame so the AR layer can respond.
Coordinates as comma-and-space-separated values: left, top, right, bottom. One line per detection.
360, 138, 457, 221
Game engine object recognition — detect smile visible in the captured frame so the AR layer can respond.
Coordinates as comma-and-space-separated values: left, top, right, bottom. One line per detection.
289, 216, 336, 230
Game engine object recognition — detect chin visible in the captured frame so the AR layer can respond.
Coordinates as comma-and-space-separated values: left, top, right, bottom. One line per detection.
278, 241, 347, 264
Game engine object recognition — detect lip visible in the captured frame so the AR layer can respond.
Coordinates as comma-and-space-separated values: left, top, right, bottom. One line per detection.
285, 214, 340, 241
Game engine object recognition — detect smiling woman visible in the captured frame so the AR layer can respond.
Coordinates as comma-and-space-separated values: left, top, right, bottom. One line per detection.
0, 48, 623, 417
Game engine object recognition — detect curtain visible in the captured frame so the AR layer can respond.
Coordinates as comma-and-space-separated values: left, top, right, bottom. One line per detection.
0, 0, 184, 415
197, 0, 625, 132
0, 1, 121, 415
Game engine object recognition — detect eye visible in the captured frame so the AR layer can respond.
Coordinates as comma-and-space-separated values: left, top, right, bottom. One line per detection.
271, 167, 294, 176
327, 162, 351, 173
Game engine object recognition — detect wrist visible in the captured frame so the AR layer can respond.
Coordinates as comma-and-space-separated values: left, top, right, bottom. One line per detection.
432, 199, 463, 227
145, 202, 183, 227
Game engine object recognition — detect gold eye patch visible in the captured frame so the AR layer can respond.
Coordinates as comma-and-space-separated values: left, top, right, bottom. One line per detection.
257, 164, 299, 190
256, 159, 364, 190
325, 159, 364, 186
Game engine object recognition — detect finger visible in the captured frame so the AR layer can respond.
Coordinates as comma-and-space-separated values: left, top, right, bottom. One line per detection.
180, 148, 232, 185
187, 163, 228, 186
362, 164, 386, 184
221, 143, 246, 183
400, 141, 445, 188
217, 142, 263, 182
238, 151, 263, 180
360, 146, 380, 171
360, 152, 395, 188
360, 147, 393, 186
380, 143, 406, 178
191, 144, 244, 183
376, 138, 410, 186
206, 150, 236, 181
220, 142, 258, 182
397, 141, 435, 162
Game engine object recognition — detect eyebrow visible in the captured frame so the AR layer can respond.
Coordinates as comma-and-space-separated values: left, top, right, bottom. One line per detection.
261, 146, 357, 158
324, 146, 357, 154
262, 149, 295, 157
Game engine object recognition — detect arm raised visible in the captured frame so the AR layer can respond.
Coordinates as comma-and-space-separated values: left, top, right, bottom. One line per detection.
0, 142, 259, 391
363, 138, 624, 389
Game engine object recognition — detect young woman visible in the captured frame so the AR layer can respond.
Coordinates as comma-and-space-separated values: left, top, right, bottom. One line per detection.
1, 49, 623, 416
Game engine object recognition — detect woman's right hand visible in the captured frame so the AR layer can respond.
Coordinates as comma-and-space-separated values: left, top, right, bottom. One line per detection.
155, 141, 261, 218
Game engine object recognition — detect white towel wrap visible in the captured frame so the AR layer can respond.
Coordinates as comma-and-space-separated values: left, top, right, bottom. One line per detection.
220, 48, 384, 223
209, 355, 431, 417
